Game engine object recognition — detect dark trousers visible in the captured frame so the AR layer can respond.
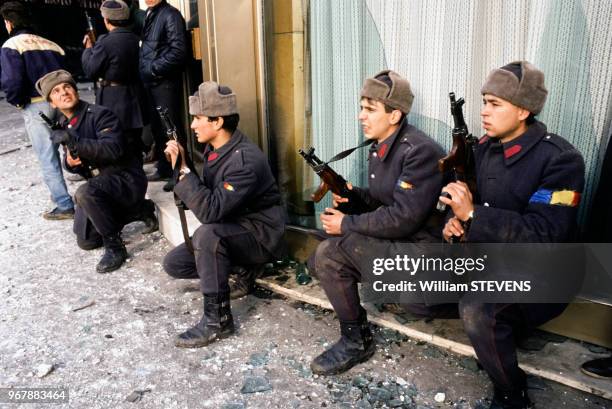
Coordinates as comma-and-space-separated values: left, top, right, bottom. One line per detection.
308, 233, 367, 321
403, 302, 567, 392
73, 167, 148, 249
144, 78, 183, 177
163, 222, 274, 295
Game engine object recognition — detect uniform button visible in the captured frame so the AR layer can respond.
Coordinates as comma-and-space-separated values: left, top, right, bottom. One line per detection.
372, 152, 377, 157
484, 202, 489, 207
370, 174, 375, 179
546, 135, 551, 139
235, 150, 239, 153
67, 125, 72, 129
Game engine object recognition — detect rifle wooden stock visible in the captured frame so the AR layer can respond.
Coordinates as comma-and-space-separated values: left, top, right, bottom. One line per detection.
298, 147, 370, 215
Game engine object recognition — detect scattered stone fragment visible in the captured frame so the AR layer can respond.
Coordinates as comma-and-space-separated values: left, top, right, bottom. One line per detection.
220, 402, 246, 409
368, 386, 392, 404
240, 375, 272, 393
125, 389, 151, 403
295, 263, 312, 285
71, 296, 95, 312
459, 357, 480, 372
248, 351, 269, 367
395, 376, 408, 386
201, 351, 216, 360
352, 375, 369, 388
423, 346, 445, 359
35, 363, 54, 378
434, 392, 446, 403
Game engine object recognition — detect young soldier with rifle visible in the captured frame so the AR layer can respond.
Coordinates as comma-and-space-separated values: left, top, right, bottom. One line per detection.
37, 69, 157, 274
162, 81, 285, 348
413, 61, 585, 409
306, 70, 445, 375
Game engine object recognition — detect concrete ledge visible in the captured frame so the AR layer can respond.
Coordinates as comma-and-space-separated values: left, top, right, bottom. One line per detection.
148, 181, 612, 401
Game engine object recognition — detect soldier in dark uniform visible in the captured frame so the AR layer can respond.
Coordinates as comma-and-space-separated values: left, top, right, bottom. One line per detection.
81, 0, 156, 226
436, 61, 585, 409
162, 81, 285, 348
36, 70, 155, 274
308, 70, 445, 375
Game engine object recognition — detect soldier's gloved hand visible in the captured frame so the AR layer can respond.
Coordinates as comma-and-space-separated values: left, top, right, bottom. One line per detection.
50, 129, 75, 145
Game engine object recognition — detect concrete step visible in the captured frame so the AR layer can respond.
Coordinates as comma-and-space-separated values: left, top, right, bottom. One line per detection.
148, 181, 612, 401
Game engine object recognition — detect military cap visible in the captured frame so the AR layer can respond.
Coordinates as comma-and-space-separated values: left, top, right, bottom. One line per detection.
100, 0, 129, 20
360, 70, 414, 114
481, 60, 548, 115
35, 69, 77, 101
189, 81, 238, 117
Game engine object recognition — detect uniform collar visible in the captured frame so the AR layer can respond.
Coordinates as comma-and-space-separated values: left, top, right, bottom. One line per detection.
109, 27, 132, 35
501, 121, 547, 166
370, 119, 405, 162
60, 100, 89, 130
203, 129, 245, 166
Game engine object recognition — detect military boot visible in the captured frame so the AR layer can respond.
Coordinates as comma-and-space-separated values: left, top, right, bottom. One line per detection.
138, 199, 159, 234
310, 310, 375, 375
96, 234, 128, 274
229, 264, 264, 299
489, 387, 532, 409
175, 293, 235, 348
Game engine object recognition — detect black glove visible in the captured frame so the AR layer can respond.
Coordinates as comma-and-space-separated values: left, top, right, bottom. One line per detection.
50, 129, 75, 145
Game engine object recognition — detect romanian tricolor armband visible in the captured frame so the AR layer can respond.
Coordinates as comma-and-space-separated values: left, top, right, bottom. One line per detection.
396, 179, 413, 190
529, 189, 581, 207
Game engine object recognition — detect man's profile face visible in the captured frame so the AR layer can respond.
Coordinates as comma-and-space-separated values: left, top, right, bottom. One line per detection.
145, 0, 163, 7
480, 94, 528, 139
191, 115, 220, 144
358, 98, 400, 141
48, 83, 79, 111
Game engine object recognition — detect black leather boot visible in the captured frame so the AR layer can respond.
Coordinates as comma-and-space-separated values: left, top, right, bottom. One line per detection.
310, 309, 375, 375
96, 234, 127, 273
581, 356, 612, 379
139, 199, 159, 234
229, 264, 264, 299
489, 387, 532, 409
175, 293, 235, 348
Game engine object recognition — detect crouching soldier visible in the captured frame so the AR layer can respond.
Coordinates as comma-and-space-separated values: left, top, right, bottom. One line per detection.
437, 61, 585, 409
162, 81, 285, 348
36, 69, 157, 273
308, 70, 445, 375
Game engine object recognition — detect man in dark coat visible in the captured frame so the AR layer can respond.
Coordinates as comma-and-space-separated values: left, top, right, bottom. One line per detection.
139, 0, 187, 188
307, 70, 446, 375
162, 81, 285, 348
36, 70, 157, 274
436, 61, 585, 409
82, 0, 148, 158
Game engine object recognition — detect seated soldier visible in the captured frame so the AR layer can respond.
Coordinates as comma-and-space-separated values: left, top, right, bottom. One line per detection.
430, 61, 585, 409
162, 81, 285, 348
308, 70, 446, 375
36, 69, 158, 273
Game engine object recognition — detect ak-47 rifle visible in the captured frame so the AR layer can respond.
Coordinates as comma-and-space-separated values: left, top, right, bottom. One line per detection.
437, 92, 478, 241
39, 111, 94, 179
298, 147, 371, 215
157, 106, 194, 253
85, 11, 96, 45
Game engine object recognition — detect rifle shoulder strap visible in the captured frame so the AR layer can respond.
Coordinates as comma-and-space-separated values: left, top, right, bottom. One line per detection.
325, 139, 374, 165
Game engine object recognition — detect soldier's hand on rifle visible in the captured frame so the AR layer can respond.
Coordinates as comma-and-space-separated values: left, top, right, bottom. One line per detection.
83, 34, 93, 49
332, 182, 352, 208
443, 217, 464, 243
320, 207, 345, 235
439, 181, 474, 222
66, 150, 82, 167
50, 129, 74, 145
164, 140, 187, 169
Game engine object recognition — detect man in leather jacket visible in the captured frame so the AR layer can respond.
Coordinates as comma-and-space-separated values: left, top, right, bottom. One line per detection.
139, 0, 187, 189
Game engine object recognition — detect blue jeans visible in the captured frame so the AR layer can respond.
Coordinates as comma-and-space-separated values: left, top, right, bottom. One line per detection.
22, 101, 74, 210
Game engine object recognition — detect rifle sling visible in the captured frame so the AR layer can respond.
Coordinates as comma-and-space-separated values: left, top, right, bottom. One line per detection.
172, 152, 194, 254
325, 139, 374, 164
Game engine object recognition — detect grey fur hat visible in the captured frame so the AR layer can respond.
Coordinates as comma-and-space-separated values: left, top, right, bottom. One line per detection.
481, 61, 548, 115
35, 69, 77, 100
189, 81, 238, 117
360, 70, 414, 114
100, 0, 129, 20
